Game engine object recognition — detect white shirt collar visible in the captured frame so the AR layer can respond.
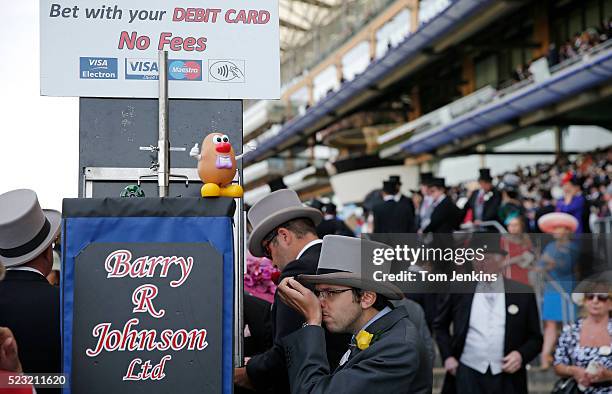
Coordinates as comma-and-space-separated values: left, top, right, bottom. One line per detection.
6, 266, 46, 277
433, 194, 446, 206
382, 193, 402, 202
296, 239, 323, 260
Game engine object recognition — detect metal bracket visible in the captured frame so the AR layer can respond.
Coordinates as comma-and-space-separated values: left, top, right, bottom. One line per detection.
139, 145, 187, 152
83, 167, 199, 198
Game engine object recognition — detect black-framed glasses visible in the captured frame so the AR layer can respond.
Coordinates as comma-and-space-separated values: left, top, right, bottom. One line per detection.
585, 293, 610, 302
261, 229, 279, 259
313, 288, 352, 300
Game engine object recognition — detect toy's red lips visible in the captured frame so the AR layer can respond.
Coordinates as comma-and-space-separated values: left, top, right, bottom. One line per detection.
216, 142, 231, 153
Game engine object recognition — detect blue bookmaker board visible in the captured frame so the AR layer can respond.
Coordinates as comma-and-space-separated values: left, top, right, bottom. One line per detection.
61, 197, 235, 394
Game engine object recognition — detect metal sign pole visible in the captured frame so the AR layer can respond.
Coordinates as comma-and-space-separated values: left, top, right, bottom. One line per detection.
158, 50, 170, 197
234, 166, 245, 367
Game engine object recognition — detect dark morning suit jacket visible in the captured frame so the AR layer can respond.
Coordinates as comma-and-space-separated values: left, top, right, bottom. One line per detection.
391, 298, 435, 364
423, 196, 460, 242
282, 307, 432, 394
463, 189, 502, 223
246, 243, 351, 393
0, 270, 61, 394
243, 292, 273, 357
373, 196, 416, 233
423, 196, 461, 234
432, 279, 543, 394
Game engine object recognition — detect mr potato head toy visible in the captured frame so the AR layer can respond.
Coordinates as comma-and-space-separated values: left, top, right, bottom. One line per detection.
190, 132, 245, 198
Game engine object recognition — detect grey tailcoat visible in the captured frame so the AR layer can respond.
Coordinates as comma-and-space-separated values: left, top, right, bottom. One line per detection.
392, 298, 435, 364
281, 307, 433, 394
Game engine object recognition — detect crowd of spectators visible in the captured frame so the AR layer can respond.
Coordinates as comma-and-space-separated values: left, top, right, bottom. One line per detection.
440, 148, 612, 232
553, 19, 612, 65
506, 19, 612, 87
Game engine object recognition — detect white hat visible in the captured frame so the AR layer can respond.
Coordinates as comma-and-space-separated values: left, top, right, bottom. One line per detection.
0, 189, 61, 267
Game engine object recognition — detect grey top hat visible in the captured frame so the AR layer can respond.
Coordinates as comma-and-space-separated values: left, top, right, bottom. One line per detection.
297, 235, 404, 300
0, 189, 61, 267
248, 189, 322, 257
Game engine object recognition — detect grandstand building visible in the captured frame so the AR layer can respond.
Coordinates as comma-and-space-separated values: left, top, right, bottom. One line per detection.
242, 0, 612, 206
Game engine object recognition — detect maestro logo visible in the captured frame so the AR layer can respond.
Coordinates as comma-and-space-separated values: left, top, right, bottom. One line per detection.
168, 60, 202, 81
80, 57, 118, 80
125, 58, 159, 80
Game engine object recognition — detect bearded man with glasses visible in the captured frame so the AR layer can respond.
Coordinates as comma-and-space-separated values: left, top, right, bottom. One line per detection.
276, 235, 432, 394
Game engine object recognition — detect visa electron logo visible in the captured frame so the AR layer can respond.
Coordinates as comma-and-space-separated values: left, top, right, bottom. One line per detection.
168, 60, 202, 81
80, 57, 118, 79
125, 58, 159, 80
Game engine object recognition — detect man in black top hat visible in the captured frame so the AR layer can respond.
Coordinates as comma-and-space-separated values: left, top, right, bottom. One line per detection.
422, 178, 461, 234
372, 177, 416, 233
462, 168, 502, 230
316, 203, 354, 238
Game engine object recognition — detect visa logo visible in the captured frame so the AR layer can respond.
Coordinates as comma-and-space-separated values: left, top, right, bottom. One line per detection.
125, 58, 159, 80
129, 61, 159, 72
79, 57, 117, 79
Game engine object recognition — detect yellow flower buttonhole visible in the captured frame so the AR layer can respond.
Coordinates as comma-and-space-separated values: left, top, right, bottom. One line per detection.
355, 330, 373, 350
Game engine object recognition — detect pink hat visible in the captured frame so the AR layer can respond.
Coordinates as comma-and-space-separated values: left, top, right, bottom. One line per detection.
537, 212, 578, 234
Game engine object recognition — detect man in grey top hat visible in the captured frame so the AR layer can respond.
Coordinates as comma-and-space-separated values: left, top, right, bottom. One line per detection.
0, 189, 61, 393
276, 235, 432, 394
235, 190, 351, 393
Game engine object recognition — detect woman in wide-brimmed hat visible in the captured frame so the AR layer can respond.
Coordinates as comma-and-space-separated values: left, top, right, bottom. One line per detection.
537, 212, 581, 369
553, 272, 612, 392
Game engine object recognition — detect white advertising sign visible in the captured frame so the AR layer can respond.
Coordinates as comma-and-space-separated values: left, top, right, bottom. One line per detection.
40, 0, 280, 99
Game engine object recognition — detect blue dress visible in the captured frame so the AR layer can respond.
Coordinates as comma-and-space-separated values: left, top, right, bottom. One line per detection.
538, 240, 579, 322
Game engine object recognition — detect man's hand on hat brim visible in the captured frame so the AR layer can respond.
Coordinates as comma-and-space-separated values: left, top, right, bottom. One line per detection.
277, 278, 322, 326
